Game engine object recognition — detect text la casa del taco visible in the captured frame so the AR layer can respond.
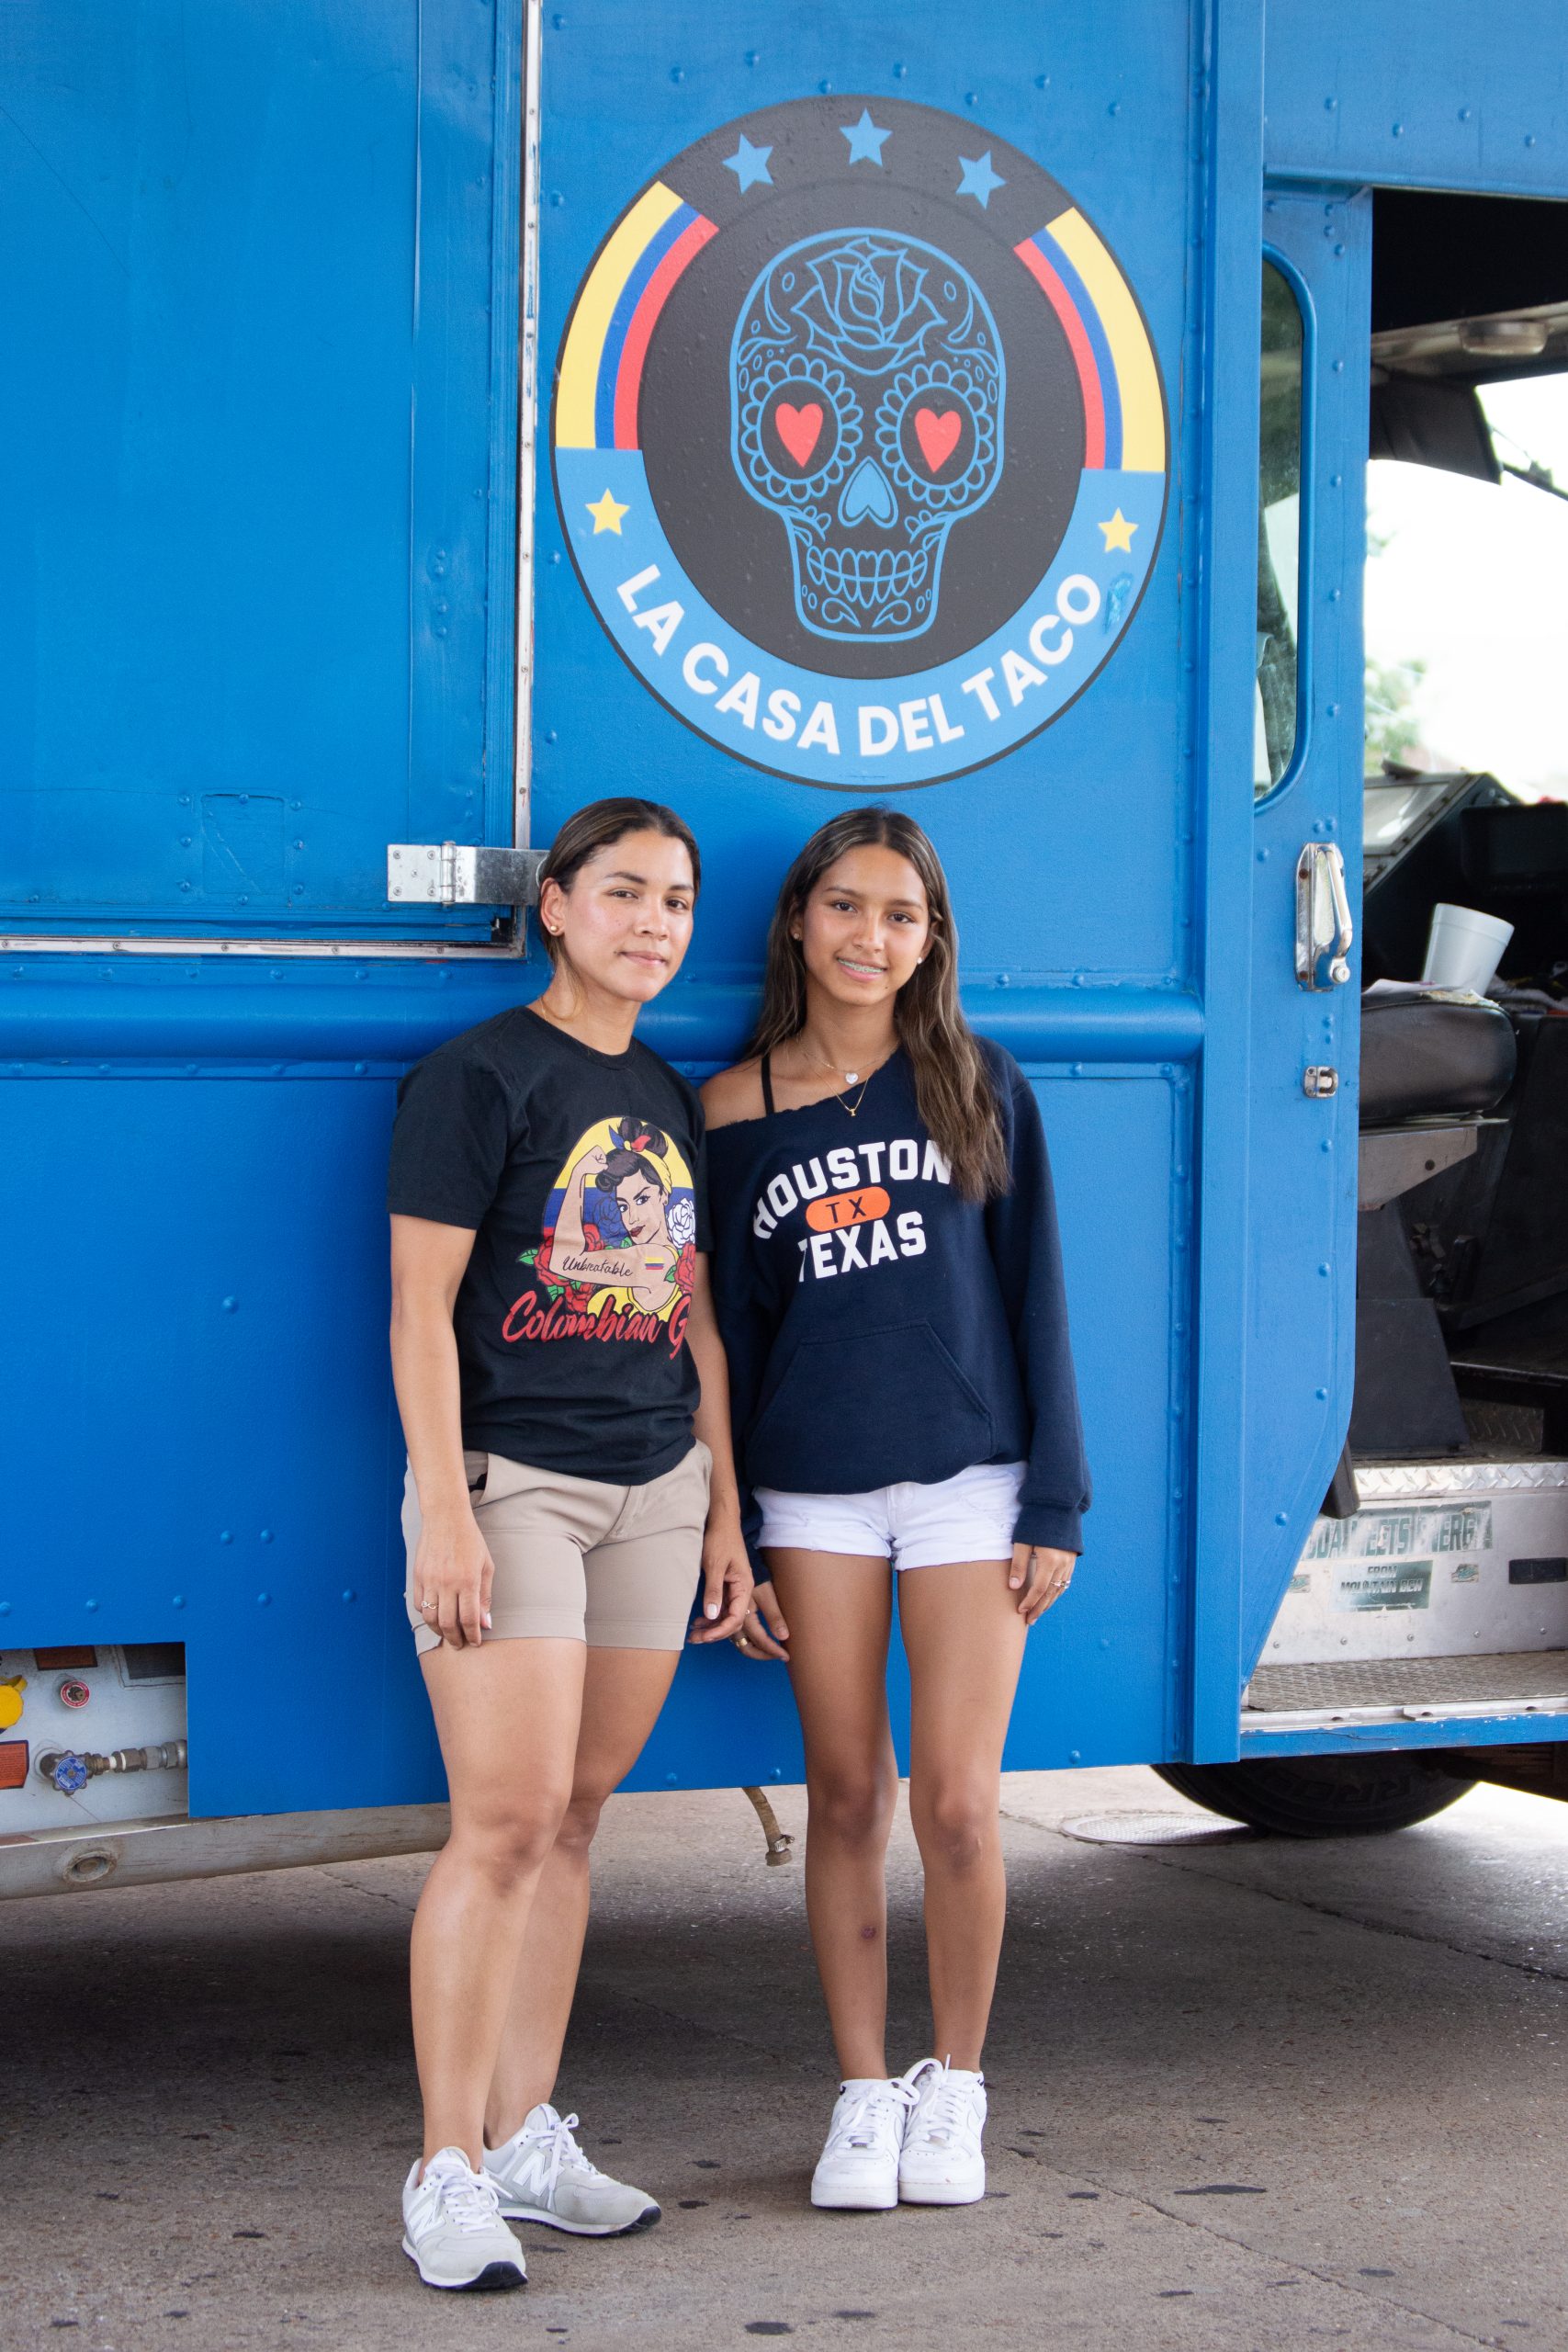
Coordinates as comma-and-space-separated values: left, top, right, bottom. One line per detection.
609, 557, 1114, 780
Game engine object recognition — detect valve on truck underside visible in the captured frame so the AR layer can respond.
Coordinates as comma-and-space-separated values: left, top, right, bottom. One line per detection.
37, 1739, 188, 1794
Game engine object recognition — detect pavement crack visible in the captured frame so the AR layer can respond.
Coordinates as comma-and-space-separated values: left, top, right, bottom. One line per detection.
1136, 1849, 1568, 1988
999, 1807, 1568, 1987
315, 1867, 421, 1916
1050, 2164, 1523, 2352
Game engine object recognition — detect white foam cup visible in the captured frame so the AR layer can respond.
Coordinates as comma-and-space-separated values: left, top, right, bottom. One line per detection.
1420, 903, 1514, 993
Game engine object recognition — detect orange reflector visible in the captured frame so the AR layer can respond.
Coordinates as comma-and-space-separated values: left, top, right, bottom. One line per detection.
0, 1743, 28, 1791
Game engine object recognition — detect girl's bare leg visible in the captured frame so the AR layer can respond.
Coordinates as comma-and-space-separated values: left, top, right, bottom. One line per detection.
412, 1637, 585, 2167
483, 1645, 681, 2146
764, 1550, 897, 2081
897, 1559, 1027, 2071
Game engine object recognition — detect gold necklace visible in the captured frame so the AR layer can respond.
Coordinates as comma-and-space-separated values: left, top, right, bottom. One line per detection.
795, 1039, 886, 1118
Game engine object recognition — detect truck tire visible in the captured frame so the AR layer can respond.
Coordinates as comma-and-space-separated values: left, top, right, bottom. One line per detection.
1154, 1753, 1476, 1838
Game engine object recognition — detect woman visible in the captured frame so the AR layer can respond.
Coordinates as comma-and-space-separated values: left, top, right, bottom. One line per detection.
704, 807, 1088, 2213
388, 797, 750, 2290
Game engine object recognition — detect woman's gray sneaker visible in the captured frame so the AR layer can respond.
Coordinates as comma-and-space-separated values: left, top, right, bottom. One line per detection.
401, 2147, 527, 2290
484, 2104, 661, 2235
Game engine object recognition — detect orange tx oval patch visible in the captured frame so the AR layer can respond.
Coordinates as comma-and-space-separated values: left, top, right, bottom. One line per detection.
805, 1186, 892, 1234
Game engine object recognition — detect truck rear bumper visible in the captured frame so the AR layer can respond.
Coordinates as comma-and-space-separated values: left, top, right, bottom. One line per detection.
0, 1803, 450, 1902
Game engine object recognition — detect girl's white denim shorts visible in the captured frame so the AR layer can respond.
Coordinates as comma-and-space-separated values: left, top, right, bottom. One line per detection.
754, 1459, 1026, 1571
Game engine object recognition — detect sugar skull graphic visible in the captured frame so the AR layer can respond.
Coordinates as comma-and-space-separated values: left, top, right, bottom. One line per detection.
518, 1115, 697, 1337
730, 231, 1006, 642
555, 93, 1169, 786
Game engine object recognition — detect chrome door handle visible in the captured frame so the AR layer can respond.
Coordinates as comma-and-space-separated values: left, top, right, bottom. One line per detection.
1295, 842, 1353, 990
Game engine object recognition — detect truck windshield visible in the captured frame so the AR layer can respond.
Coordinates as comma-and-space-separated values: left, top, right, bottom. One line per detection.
1365, 376, 1568, 798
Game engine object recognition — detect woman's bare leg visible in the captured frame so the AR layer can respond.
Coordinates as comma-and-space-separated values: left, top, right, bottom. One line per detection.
484, 1645, 681, 2146
764, 1550, 897, 2081
897, 1559, 1027, 2071
412, 1637, 584, 2167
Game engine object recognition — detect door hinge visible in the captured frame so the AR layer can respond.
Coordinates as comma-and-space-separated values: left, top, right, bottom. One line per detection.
387, 842, 543, 910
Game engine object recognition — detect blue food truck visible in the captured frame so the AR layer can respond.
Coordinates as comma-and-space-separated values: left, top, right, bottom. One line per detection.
6, 0, 1568, 1894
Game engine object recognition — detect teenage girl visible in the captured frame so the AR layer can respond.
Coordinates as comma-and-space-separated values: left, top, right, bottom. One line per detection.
704, 807, 1088, 2211
388, 797, 750, 2289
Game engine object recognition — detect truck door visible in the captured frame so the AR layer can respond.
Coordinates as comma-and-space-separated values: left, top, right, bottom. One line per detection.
2, 0, 519, 945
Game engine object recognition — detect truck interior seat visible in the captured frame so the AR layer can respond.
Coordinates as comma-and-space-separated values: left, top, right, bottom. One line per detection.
1359, 988, 1517, 1128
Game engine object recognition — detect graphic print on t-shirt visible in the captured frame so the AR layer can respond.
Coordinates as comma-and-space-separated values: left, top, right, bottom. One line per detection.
505, 1115, 697, 1355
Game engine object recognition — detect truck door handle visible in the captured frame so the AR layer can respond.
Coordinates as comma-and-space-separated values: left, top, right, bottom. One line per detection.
1294, 842, 1353, 990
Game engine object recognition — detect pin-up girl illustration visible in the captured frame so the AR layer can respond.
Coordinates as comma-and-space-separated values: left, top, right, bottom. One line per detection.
534, 1118, 697, 1323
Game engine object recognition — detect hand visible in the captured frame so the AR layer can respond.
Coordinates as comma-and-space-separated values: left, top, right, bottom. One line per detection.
1009, 1542, 1076, 1625
729, 1577, 790, 1663
414, 1505, 495, 1650
583, 1145, 608, 1172
688, 1513, 752, 1644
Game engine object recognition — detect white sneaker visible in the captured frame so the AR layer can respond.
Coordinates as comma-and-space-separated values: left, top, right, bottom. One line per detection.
401, 2146, 527, 2290
810, 2074, 919, 2211
897, 2059, 987, 2205
485, 2104, 660, 2236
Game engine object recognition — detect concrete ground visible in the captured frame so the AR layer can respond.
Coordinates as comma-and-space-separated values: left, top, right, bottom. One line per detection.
2, 1765, 1567, 2352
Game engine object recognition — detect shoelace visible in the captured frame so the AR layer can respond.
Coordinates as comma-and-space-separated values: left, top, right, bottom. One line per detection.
517, 2109, 602, 2201
425, 2155, 504, 2235
904, 2064, 976, 2150
826, 2076, 918, 2155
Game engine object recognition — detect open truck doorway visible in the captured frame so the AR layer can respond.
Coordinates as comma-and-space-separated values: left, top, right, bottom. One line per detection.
1175, 187, 1568, 1837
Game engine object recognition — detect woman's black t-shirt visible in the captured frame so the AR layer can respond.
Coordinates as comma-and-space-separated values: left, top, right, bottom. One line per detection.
387, 1006, 710, 1484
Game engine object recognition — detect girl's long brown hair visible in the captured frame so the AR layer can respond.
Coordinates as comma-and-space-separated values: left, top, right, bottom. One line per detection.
748, 808, 1009, 1203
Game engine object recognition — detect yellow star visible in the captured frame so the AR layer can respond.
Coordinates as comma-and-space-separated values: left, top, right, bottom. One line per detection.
1098, 508, 1137, 553
586, 488, 630, 536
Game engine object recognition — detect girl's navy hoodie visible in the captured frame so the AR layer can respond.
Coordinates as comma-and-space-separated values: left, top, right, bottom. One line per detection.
706, 1041, 1089, 1559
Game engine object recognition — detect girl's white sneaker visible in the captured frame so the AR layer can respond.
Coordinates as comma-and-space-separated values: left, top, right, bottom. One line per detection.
810, 2074, 919, 2210
401, 2147, 527, 2290
897, 2059, 987, 2205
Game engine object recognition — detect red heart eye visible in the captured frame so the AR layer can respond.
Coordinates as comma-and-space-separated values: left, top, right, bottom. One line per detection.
774, 401, 824, 468
914, 408, 964, 472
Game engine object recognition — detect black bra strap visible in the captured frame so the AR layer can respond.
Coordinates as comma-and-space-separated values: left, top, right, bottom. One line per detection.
760, 1052, 776, 1117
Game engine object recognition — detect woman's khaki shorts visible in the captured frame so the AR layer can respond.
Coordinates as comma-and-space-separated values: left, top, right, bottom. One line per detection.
403, 1442, 710, 1655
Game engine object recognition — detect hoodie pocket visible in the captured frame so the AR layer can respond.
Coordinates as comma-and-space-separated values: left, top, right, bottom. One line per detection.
747, 1322, 995, 1492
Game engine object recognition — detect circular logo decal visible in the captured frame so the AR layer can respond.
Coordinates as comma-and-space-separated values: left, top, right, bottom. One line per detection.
552, 96, 1168, 791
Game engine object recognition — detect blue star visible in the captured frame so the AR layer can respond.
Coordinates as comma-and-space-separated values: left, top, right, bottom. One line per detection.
723, 134, 773, 193
956, 150, 1006, 208
840, 108, 890, 166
